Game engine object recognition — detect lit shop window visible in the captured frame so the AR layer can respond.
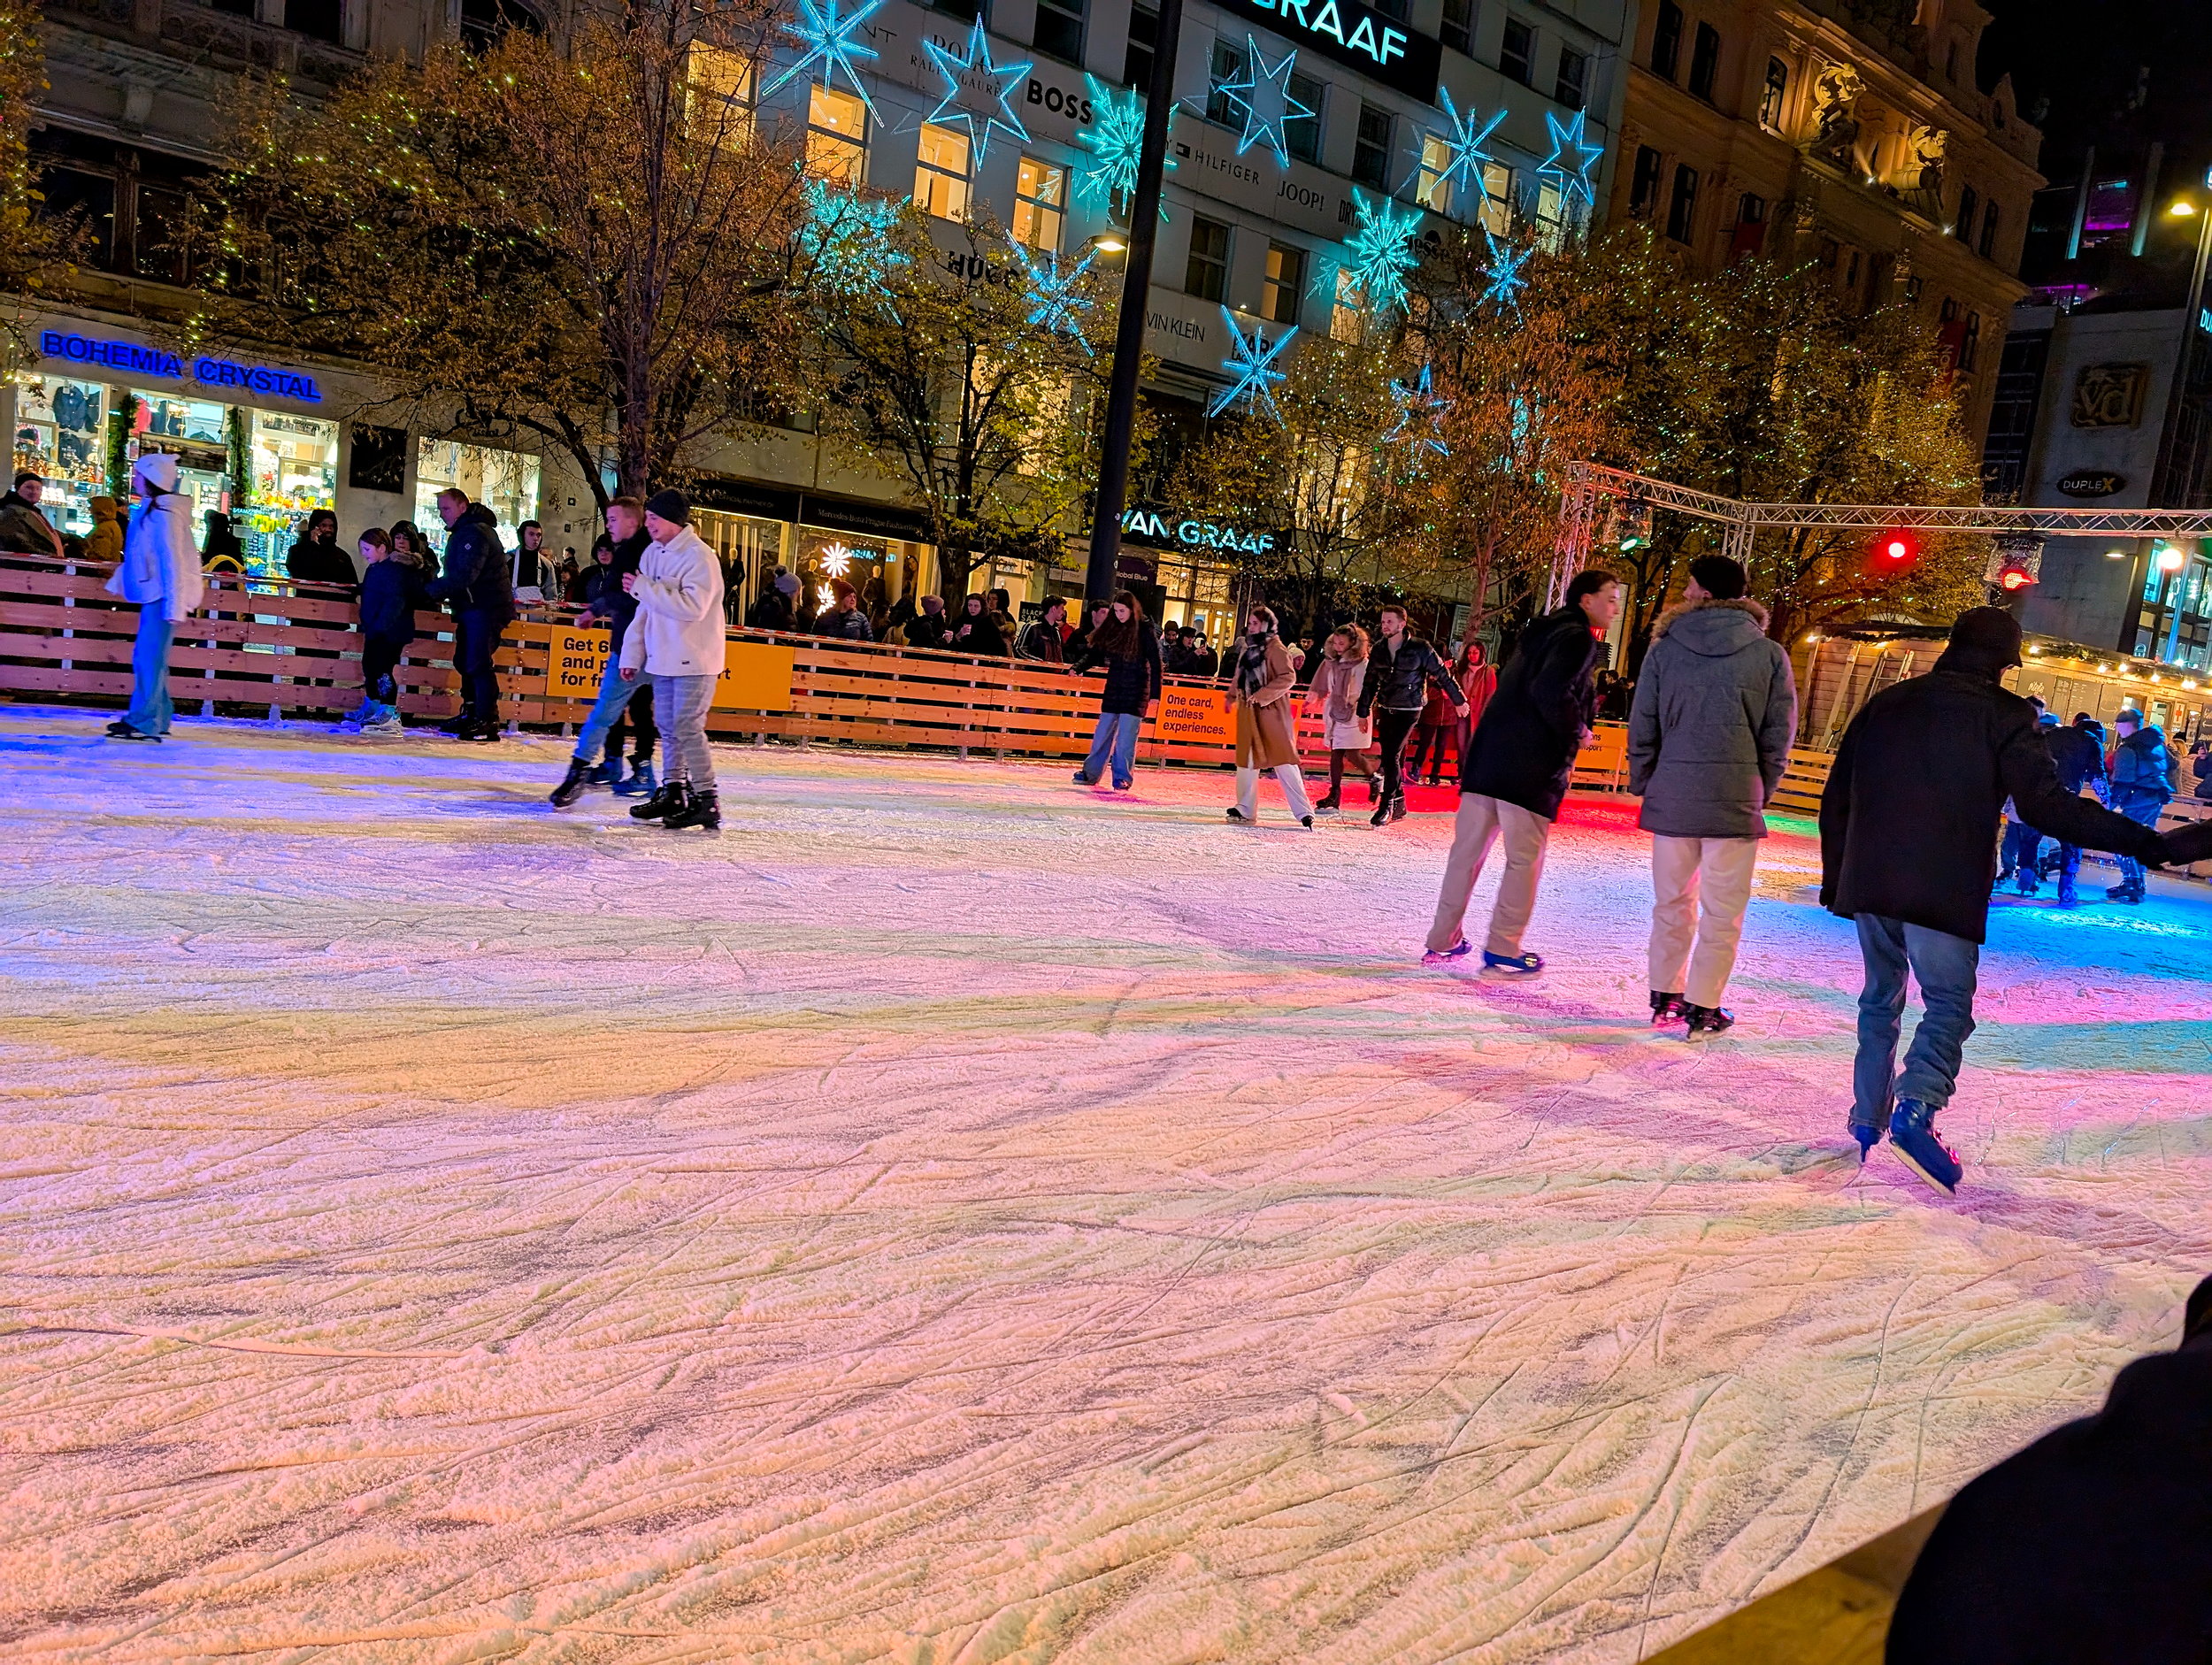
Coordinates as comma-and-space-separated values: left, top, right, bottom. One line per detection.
1331, 268, 1365, 341
1480, 162, 1514, 234
807, 82, 868, 187
686, 42, 755, 142
1263, 242, 1306, 326
244, 410, 338, 573
914, 122, 972, 219
414, 437, 541, 554
1014, 157, 1067, 250
9, 372, 107, 543
1417, 134, 1454, 213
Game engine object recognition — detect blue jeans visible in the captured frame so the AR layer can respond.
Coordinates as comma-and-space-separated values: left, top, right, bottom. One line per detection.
572, 653, 656, 765
2113, 795, 2163, 887
1999, 819, 2041, 885
1852, 914, 1979, 1130
1079, 710, 1141, 787
125, 604, 175, 735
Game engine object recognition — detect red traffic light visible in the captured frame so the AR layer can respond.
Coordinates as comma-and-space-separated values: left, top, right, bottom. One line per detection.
1874, 531, 1917, 565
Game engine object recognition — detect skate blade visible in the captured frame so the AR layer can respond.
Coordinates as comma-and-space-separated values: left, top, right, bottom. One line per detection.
1889, 1146, 1959, 1197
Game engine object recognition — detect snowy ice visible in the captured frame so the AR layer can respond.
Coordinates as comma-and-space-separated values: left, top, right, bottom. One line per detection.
1, 705, 2207, 1662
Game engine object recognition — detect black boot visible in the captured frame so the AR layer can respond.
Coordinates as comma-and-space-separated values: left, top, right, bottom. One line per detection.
662, 788, 721, 831
549, 757, 594, 807
1649, 990, 1686, 1025
436, 713, 472, 737
630, 780, 687, 822
1683, 1003, 1737, 1037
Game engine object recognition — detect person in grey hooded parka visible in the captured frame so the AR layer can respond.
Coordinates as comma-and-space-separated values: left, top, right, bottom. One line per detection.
1626, 555, 1797, 1034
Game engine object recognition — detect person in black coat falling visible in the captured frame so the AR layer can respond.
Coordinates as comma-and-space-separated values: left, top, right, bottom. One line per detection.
1357, 602, 1467, 827
1820, 607, 2212, 1195
424, 491, 514, 740
1424, 569, 1620, 975
1066, 590, 1161, 792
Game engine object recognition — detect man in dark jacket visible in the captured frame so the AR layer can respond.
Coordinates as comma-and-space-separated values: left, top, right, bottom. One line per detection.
424, 491, 515, 741
1358, 603, 1468, 827
1017, 598, 1068, 663
549, 497, 658, 806
1820, 609, 2212, 1194
1425, 569, 1619, 975
1887, 1274, 2212, 1664
2004, 709, 2107, 904
1626, 556, 1797, 1036
746, 570, 797, 632
0, 472, 65, 558
2105, 707, 2174, 903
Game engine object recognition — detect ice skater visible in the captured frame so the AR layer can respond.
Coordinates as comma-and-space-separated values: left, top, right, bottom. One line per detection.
1357, 603, 1466, 826
1066, 590, 1160, 792
343, 528, 421, 736
1820, 608, 2212, 1195
1225, 605, 1316, 827
2105, 707, 2174, 904
550, 499, 658, 805
102, 453, 204, 742
1424, 569, 1619, 973
1305, 626, 1377, 812
1626, 555, 1797, 1036
620, 491, 727, 832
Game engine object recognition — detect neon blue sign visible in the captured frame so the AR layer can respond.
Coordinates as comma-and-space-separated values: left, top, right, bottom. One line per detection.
39, 330, 325, 403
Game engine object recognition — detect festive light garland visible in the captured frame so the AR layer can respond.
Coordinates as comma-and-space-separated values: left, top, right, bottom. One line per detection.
1417, 87, 1505, 222
1074, 78, 1171, 219
1015, 244, 1098, 347
1536, 107, 1603, 214
1479, 228, 1532, 312
1340, 189, 1423, 318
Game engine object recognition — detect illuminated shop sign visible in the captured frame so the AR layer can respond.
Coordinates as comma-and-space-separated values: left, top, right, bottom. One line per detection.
37, 330, 325, 404
1218, 0, 1440, 100
1122, 508, 1276, 556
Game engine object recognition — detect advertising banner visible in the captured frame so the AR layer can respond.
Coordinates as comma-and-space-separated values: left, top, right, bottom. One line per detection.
1154, 684, 1235, 747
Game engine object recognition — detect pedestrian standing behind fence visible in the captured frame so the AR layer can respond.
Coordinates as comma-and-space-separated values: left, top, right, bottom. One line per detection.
1018, 598, 1069, 664
818, 578, 873, 641
950, 594, 1008, 657
1358, 604, 1466, 828
622, 490, 726, 832
905, 593, 950, 650
1409, 656, 1461, 787
344, 527, 419, 737
102, 452, 203, 742
1225, 604, 1317, 827
81, 495, 123, 564
424, 492, 513, 742
1306, 626, 1377, 812
1626, 554, 1796, 1039
1424, 570, 1619, 975
1067, 590, 1160, 794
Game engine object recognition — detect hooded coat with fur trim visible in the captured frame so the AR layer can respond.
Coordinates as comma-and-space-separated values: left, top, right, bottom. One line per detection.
1626, 595, 1798, 840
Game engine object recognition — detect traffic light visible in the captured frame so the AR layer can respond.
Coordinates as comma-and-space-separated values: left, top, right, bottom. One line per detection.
1872, 530, 1918, 569
1995, 560, 2038, 593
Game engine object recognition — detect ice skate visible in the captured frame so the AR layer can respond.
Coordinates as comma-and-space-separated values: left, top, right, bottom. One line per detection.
1423, 937, 1473, 967
661, 788, 720, 831
1649, 991, 1686, 1024
612, 760, 658, 799
630, 780, 685, 822
1481, 949, 1544, 976
1887, 1098, 1962, 1196
549, 758, 595, 807
1683, 1003, 1735, 1038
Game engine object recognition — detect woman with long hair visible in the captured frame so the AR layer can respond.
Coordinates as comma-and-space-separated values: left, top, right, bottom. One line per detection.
1226, 604, 1316, 826
1306, 625, 1377, 812
1067, 589, 1162, 792
949, 592, 1009, 657
103, 453, 203, 740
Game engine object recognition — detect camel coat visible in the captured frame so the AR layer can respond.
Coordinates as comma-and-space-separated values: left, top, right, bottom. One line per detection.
1233, 633, 1301, 770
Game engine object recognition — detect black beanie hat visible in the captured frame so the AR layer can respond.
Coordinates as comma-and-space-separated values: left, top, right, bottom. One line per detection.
1687, 554, 1748, 600
1936, 606, 2023, 676
642, 488, 690, 526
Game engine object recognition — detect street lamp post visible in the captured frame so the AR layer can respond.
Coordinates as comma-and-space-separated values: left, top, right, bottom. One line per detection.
1081, 0, 1185, 605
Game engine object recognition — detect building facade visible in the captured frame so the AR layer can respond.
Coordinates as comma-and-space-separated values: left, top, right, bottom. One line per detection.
1607, 0, 2039, 445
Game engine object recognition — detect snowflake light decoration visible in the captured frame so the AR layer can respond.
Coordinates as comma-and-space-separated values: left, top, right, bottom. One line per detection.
1417, 87, 1505, 220
1479, 228, 1532, 312
763, 0, 884, 111
923, 18, 1033, 165
1075, 78, 1171, 219
800, 180, 905, 298
1341, 189, 1424, 318
1206, 307, 1297, 424
819, 542, 856, 578
1536, 107, 1604, 213
1386, 362, 1450, 458
1016, 244, 1097, 348
1206, 35, 1315, 170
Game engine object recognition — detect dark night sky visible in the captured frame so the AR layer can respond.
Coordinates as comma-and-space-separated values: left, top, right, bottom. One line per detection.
1980, 0, 2212, 165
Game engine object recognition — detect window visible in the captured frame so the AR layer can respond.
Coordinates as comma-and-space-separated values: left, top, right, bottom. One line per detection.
1124, 2, 1157, 88
1207, 37, 1247, 126
1371, 0, 1407, 19
1331, 268, 1364, 341
1500, 19, 1534, 86
1534, 180, 1570, 252
807, 83, 867, 185
458, 0, 541, 52
1759, 56, 1787, 131
914, 123, 971, 219
1961, 310, 1981, 372
1628, 145, 1663, 218
1688, 21, 1719, 100
1980, 200, 2001, 259
687, 43, 756, 141
1014, 157, 1066, 250
38, 165, 115, 272
1479, 161, 1513, 234
1665, 161, 1699, 243
1440, 0, 1471, 55
1417, 134, 1455, 212
134, 184, 195, 284
1651, 0, 1683, 81
1186, 214, 1230, 301
415, 436, 536, 556
1033, 0, 1083, 63
1555, 47, 1588, 111
1353, 103, 1392, 188
1730, 192, 1766, 257
1263, 243, 1306, 326
1955, 184, 1978, 241
286, 0, 343, 44
1286, 72, 1325, 163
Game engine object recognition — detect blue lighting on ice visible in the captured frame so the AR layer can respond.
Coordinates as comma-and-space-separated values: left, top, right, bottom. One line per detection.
764, 0, 885, 111
1207, 307, 1297, 423
923, 19, 1033, 164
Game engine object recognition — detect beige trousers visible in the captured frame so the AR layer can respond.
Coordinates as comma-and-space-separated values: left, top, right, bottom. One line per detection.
1426, 792, 1550, 955
1647, 834, 1760, 1007
1234, 763, 1315, 820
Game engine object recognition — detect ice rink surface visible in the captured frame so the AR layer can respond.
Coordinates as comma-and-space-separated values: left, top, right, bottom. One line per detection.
3, 705, 2208, 1664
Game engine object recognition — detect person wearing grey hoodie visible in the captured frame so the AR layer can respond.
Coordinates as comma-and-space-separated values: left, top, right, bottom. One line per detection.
1626, 555, 1797, 1036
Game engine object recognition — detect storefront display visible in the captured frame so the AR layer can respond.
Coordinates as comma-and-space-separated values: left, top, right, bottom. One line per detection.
9, 372, 109, 545
414, 439, 541, 554
128, 388, 238, 563
695, 510, 787, 617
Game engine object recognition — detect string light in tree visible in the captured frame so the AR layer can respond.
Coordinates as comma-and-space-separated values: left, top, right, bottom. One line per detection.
923, 18, 1033, 165
763, 0, 885, 111
1075, 78, 1171, 219
1535, 107, 1604, 214
1386, 362, 1450, 457
1479, 228, 1532, 312
1341, 189, 1424, 318
1015, 244, 1098, 347
800, 180, 905, 299
1204, 35, 1316, 170
1206, 306, 1297, 424
1417, 87, 1506, 220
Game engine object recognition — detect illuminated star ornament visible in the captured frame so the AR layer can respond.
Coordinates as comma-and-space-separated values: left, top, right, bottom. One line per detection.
1386, 362, 1450, 457
763, 0, 884, 110
1536, 107, 1604, 214
819, 542, 856, 578
1480, 228, 1532, 311
800, 180, 905, 296
1342, 189, 1424, 317
1075, 78, 1171, 219
923, 18, 1033, 165
1210, 35, 1315, 169
1206, 306, 1297, 424
1015, 244, 1097, 347
1418, 87, 1505, 219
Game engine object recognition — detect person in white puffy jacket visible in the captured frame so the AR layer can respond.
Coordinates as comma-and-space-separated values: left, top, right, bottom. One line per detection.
103, 452, 204, 740
618, 489, 727, 831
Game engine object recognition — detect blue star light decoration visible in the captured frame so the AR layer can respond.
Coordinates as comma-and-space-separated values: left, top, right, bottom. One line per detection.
1016, 245, 1097, 349
1075, 78, 1171, 219
764, 0, 884, 111
1210, 35, 1315, 169
1386, 362, 1450, 458
1479, 228, 1532, 312
1418, 87, 1505, 220
800, 180, 905, 297
923, 18, 1033, 165
1206, 307, 1297, 424
1342, 189, 1424, 317
1536, 107, 1604, 214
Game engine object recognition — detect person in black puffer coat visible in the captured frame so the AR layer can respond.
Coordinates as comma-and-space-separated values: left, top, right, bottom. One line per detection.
1425, 570, 1619, 975
346, 527, 423, 733
1067, 590, 1162, 792
2105, 708, 2175, 902
424, 492, 514, 740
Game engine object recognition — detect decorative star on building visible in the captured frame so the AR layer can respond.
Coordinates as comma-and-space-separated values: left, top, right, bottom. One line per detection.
1206, 306, 1297, 424
819, 542, 855, 578
1210, 35, 1315, 170
800, 180, 905, 297
1417, 87, 1505, 219
923, 18, 1033, 165
1386, 362, 1450, 457
1015, 244, 1097, 347
763, 0, 884, 111
1536, 107, 1604, 213
1342, 189, 1424, 318
1075, 78, 1171, 219
1479, 228, 1532, 311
